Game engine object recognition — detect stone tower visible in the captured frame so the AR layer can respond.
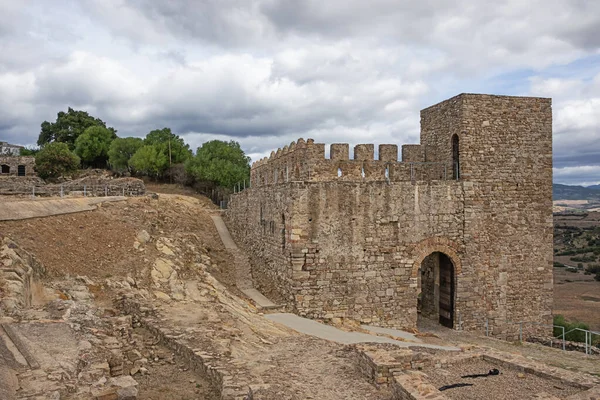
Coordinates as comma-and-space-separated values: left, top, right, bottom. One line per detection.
225, 93, 553, 336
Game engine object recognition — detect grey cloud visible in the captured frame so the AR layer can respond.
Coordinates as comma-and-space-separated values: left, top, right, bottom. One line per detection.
1, 0, 599, 187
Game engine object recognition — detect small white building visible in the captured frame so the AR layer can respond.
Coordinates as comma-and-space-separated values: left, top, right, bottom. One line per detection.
0, 141, 24, 156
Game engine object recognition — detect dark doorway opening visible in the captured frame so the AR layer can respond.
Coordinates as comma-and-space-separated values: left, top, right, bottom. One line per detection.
1, 165, 9, 174
418, 252, 455, 328
17, 165, 26, 176
452, 134, 460, 180
281, 213, 286, 250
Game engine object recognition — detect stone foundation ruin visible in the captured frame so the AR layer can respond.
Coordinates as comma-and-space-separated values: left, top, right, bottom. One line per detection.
226, 93, 554, 336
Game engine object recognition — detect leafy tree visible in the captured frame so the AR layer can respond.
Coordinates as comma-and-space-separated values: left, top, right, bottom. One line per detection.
38, 108, 116, 149
34, 142, 80, 180
186, 140, 250, 188
74, 126, 116, 168
108, 137, 144, 173
19, 147, 39, 156
129, 145, 168, 178
144, 128, 192, 165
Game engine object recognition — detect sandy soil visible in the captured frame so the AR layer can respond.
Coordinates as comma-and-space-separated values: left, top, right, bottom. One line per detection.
0, 194, 237, 290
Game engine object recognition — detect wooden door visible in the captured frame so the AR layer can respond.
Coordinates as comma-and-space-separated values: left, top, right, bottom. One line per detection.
438, 254, 454, 328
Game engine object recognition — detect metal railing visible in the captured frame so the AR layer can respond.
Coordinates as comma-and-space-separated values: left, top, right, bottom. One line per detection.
557, 327, 600, 355
483, 319, 600, 354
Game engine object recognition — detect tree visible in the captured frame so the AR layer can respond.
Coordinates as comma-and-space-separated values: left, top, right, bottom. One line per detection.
38, 108, 116, 149
186, 140, 250, 188
129, 145, 168, 178
34, 142, 80, 180
74, 126, 116, 168
19, 147, 39, 156
144, 128, 192, 165
108, 137, 144, 173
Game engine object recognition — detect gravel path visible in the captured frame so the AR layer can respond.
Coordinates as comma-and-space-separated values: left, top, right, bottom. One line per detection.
424, 358, 583, 400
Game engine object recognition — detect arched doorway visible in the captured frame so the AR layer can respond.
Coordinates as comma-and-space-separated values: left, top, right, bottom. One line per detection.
418, 252, 455, 328
451, 134, 460, 180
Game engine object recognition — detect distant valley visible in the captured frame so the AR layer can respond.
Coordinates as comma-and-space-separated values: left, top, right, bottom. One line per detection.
553, 184, 600, 212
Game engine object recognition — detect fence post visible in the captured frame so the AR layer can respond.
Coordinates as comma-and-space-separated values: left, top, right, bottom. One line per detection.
32, 186, 35, 199
60, 185, 64, 198
561, 326, 565, 351
84, 185, 87, 197
586, 331, 589, 355
519, 322, 523, 342
485, 319, 489, 337
105, 186, 108, 197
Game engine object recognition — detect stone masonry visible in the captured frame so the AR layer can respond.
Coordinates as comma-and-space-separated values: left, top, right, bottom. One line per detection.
0, 156, 35, 177
225, 93, 553, 336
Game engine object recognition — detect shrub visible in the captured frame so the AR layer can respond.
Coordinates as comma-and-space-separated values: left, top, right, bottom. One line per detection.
35, 142, 80, 180
553, 315, 590, 342
585, 264, 600, 274
553, 262, 565, 268
570, 254, 597, 263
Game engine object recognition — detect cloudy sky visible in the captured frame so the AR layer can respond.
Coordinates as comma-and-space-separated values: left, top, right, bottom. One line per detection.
1, 1, 599, 185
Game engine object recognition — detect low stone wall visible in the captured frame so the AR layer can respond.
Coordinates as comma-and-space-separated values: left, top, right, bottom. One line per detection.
0, 176, 146, 196
351, 343, 600, 400
0, 177, 45, 194
116, 296, 253, 400
527, 335, 600, 356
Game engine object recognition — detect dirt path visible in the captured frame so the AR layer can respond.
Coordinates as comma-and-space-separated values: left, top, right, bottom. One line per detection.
210, 214, 254, 290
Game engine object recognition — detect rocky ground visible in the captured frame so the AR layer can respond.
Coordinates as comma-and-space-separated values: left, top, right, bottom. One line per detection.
0, 192, 392, 399
0, 189, 599, 399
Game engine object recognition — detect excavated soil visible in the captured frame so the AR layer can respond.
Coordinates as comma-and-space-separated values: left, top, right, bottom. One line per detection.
0, 194, 238, 291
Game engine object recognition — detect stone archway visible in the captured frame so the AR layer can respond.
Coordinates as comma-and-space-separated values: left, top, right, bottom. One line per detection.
418, 252, 455, 328
411, 238, 461, 329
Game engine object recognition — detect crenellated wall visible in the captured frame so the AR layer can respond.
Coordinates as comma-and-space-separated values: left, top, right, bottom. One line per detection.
250, 139, 452, 187
227, 93, 553, 335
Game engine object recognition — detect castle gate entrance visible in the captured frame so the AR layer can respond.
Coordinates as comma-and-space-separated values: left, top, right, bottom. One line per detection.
418, 252, 455, 328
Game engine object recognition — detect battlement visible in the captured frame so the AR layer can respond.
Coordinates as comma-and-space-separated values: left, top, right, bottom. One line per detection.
229, 93, 553, 334
250, 139, 450, 187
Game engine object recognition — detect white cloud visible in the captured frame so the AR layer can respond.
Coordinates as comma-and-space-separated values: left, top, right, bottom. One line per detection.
0, 0, 599, 185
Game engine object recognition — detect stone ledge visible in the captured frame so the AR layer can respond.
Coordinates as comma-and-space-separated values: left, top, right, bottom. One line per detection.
116, 296, 254, 400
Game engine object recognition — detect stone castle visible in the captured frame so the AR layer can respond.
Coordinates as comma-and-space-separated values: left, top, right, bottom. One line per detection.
225, 93, 553, 336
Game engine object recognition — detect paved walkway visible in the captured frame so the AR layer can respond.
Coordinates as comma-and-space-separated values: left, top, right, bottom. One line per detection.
0, 197, 127, 221
266, 313, 461, 350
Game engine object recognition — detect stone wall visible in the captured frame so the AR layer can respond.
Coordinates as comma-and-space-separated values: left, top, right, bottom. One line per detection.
0, 176, 146, 196
0, 237, 46, 314
226, 93, 553, 334
0, 156, 35, 177
420, 94, 553, 333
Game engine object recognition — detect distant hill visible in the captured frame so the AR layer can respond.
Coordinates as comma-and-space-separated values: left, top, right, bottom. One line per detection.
553, 184, 600, 201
